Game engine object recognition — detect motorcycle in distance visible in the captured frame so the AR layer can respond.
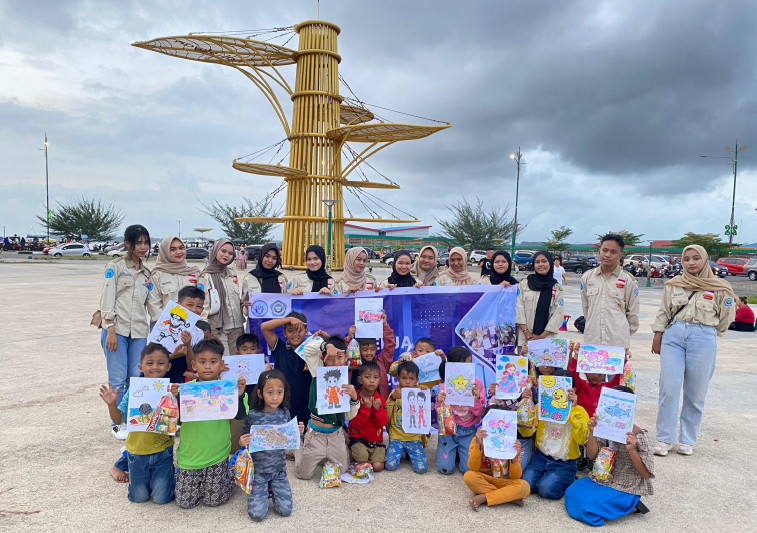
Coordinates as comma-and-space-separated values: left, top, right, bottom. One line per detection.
667, 263, 682, 277
649, 265, 667, 279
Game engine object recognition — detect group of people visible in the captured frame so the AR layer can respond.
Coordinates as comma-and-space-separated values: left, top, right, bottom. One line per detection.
97, 226, 738, 525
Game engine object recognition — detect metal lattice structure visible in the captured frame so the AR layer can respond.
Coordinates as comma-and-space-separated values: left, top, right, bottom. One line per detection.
133, 20, 449, 269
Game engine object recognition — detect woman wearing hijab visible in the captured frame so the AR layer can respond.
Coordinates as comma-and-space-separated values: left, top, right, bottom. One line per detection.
515, 251, 564, 347
236, 243, 247, 270
479, 250, 518, 287
333, 247, 377, 294
199, 238, 246, 355
435, 247, 474, 286
147, 235, 201, 322
378, 250, 417, 289
242, 243, 288, 298
651, 245, 736, 457
410, 245, 440, 287
288, 244, 334, 295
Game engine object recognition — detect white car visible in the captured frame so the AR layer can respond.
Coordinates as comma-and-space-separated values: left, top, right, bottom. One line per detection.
469, 250, 488, 263
623, 254, 669, 269
50, 243, 91, 257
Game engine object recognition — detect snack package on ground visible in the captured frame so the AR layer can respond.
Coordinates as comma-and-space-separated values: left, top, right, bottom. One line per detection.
590, 447, 616, 483
146, 390, 179, 435
620, 361, 636, 392
231, 448, 255, 494
340, 462, 374, 484
436, 404, 456, 436
319, 460, 342, 488
517, 397, 536, 432
490, 458, 506, 478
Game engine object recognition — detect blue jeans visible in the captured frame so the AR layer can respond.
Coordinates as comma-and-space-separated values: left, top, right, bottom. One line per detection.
517, 435, 534, 471
101, 329, 145, 407
522, 449, 577, 499
385, 440, 427, 474
248, 470, 292, 521
127, 446, 175, 504
656, 321, 718, 446
437, 424, 477, 474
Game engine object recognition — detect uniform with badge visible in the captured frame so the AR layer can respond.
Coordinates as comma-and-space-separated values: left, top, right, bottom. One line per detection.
333, 246, 376, 294
147, 235, 200, 322
515, 251, 564, 347
580, 266, 639, 348
287, 245, 334, 294
651, 245, 736, 453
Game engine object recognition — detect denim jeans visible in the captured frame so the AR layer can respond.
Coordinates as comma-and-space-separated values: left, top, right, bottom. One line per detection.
517, 435, 534, 471
127, 446, 175, 504
656, 320, 718, 446
437, 424, 477, 474
101, 329, 145, 407
522, 448, 577, 499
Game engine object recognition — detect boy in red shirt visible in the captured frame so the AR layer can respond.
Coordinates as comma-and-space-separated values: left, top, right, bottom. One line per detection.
348, 362, 389, 472
347, 310, 396, 398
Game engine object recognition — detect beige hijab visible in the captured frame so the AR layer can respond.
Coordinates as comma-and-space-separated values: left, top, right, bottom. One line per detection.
202, 239, 235, 327
444, 247, 473, 285
666, 245, 736, 298
340, 247, 368, 289
411, 245, 439, 286
152, 236, 200, 276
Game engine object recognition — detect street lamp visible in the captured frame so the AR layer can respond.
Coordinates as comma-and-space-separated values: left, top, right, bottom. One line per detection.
322, 199, 340, 273
39, 134, 50, 244
646, 240, 653, 287
701, 140, 748, 253
509, 148, 526, 259
177, 220, 181, 239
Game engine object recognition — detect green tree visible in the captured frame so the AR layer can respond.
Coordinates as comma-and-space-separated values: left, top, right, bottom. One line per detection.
595, 230, 645, 247
201, 197, 280, 244
434, 196, 516, 249
36, 196, 124, 240
544, 226, 573, 255
672, 232, 732, 259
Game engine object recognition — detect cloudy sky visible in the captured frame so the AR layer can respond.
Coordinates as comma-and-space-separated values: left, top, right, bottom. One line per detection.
2, 0, 757, 246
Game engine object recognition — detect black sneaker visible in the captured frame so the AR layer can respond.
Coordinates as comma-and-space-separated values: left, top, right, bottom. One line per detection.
636, 500, 650, 514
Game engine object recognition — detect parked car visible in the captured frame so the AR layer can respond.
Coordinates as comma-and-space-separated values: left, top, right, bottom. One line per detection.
469, 250, 488, 263
186, 247, 209, 260
50, 243, 91, 257
363, 248, 380, 259
246, 244, 268, 262
716, 257, 748, 276
106, 245, 126, 257
623, 254, 669, 269
513, 250, 535, 270
744, 259, 757, 281
562, 255, 599, 275
709, 260, 728, 278
437, 252, 449, 267
103, 243, 123, 253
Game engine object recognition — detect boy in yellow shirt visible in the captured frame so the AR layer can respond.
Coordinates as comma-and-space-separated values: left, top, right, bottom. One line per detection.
385, 360, 429, 473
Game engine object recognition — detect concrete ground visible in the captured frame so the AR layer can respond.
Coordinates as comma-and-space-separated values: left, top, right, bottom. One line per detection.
1, 260, 755, 532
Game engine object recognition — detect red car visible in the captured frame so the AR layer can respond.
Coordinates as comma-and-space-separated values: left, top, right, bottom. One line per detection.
716, 257, 748, 275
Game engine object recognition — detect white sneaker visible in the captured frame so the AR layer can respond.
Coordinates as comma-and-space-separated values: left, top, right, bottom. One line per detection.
677, 444, 694, 456
653, 442, 673, 456
112, 423, 128, 440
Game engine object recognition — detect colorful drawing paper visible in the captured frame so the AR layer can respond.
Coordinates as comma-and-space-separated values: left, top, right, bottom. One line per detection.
538, 375, 572, 425
354, 297, 383, 339
577, 344, 625, 375
294, 333, 322, 361
444, 362, 476, 407
401, 387, 431, 434
414, 353, 442, 384
126, 377, 171, 432
527, 337, 569, 369
594, 388, 636, 444
482, 409, 518, 460
222, 354, 266, 384
148, 300, 200, 352
247, 417, 301, 452
179, 380, 238, 422
494, 355, 530, 400
316, 366, 349, 414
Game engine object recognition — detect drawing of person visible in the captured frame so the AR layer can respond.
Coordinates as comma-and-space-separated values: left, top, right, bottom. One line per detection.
323, 368, 343, 409
417, 391, 427, 428
407, 391, 417, 428
500, 362, 519, 393
158, 305, 190, 343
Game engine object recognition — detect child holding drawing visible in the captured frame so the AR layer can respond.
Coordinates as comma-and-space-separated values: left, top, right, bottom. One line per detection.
346, 309, 396, 398
348, 362, 389, 472
239, 369, 305, 521
435, 347, 485, 474
385, 360, 429, 474
564, 386, 654, 526
389, 337, 446, 388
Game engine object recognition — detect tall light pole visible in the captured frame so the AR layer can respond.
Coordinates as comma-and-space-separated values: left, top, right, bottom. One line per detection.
177, 220, 181, 239
509, 148, 525, 259
39, 134, 50, 244
322, 199, 339, 273
701, 140, 748, 253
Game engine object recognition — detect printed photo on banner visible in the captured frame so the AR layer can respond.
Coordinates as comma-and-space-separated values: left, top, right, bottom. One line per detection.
482, 409, 518, 460
594, 387, 636, 444
247, 418, 301, 452
179, 380, 238, 422
494, 354, 529, 400
354, 297, 383, 339
456, 290, 517, 358
248, 293, 293, 319
538, 375, 572, 425
414, 352, 442, 384
126, 377, 171, 432
222, 354, 266, 384
527, 337, 569, 369
148, 300, 202, 352
401, 387, 431, 434
316, 366, 349, 414
444, 362, 476, 406
577, 344, 625, 375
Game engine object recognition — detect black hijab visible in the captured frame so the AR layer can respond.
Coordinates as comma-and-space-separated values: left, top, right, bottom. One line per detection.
250, 243, 283, 293
526, 251, 557, 335
386, 250, 417, 287
304, 245, 331, 292
489, 251, 518, 286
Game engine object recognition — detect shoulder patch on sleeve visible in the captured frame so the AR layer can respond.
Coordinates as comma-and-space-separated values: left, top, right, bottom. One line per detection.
557, 298, 564, 306
104, 268, 114, 278
146, 282, 153, 291
634, 288, 639, 296
724, 297, 734, 307
579, 282, 583, 291
198, 283, 204, 291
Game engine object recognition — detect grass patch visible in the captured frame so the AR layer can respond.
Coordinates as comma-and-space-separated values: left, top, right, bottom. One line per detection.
747, 296, 757, 305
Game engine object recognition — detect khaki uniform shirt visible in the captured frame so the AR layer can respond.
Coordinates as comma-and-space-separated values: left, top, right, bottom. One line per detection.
240, 272, 289, 318
332, 274, 376, 294
287, 272, 334, 294
198, 268, 245, 331
515, 279, 564, 346
99, 258, 151, 338
477, 275, 517, 287
580, 267, 639, 348
434, 272, 473, 286
146, 271, 199, 321
652, 284, 735, 336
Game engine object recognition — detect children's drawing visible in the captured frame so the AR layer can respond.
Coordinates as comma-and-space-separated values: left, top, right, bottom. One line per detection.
222, 354, 266, 384
401, 387, 431, 434
577, 344, 625, 375
316, 366, 349, 415
179, 380, 238, 422
247, 417, 301, 452
414, 353, 442, 384
482, 409, 518, 460
594, 388, 636, 444
494, 355, 529, 400
126, 377, 171, 432
527, 337, 569, 369
444, 362, 476, 407
538, 375, 572, 425
354, 297, 383, 338
294, 333, 322, 361
148, 300, 200, 352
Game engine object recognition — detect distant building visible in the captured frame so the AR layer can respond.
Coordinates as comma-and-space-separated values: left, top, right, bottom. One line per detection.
344, 223, 445, 249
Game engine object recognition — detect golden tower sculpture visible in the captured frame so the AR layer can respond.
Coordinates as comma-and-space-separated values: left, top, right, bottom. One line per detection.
133, 20, 449, 269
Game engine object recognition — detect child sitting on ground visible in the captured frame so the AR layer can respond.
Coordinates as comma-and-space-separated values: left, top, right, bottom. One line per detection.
175, 339, 247, 509
564, 386, 654, 526
464, 408, 530, 511
389, 337, 446, 388
385, 360, 429, 474
99, 344, 176, 504
240, 369, 305, 521
346, 310, 396, 398
348, 362, 389, 472
435, 346, 485, 474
